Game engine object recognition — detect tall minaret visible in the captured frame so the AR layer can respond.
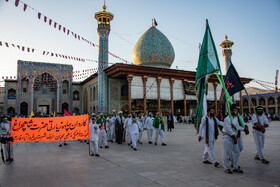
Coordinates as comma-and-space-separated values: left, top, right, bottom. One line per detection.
220, 34, 234, 74
95, 2, 114, 113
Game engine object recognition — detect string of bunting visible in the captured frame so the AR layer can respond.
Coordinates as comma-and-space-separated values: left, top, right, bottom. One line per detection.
0, 66, 115, 81
254, 81, 274, 90
253, 79, 274, 85
0, 40, 116, 65
4, 0, 133, 65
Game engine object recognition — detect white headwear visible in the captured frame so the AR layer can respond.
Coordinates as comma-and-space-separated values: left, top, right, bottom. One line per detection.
118, 111, 123, 114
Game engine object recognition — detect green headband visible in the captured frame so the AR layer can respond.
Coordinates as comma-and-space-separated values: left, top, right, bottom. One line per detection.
256, 107, 264, 110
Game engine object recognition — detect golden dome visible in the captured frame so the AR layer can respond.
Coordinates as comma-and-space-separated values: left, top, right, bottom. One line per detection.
132, 26, 175, 68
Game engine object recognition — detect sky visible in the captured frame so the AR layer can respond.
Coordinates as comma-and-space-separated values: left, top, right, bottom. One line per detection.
0, 0, 279, 90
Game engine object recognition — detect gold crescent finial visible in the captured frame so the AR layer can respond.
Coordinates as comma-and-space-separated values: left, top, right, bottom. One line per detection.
225, 33, 228, 40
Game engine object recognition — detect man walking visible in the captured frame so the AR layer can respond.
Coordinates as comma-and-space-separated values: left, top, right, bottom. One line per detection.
252, 106, 269, 164
0, 117, 14, 162
144, 112, 154, 144
222, 104, 243, 174
153, 112, 166, 146
198, 108, 223, 167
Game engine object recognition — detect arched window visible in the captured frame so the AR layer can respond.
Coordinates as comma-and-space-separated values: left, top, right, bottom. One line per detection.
121, 84, 128, 100
62, 80, 69, 94
268, 97, 275, 105
83, 89, 88, 114
251, 98, 257, 106
7, 107, 15, 114
259, 98, 265, 105
21, 78, 29, 92
73, 90, 79, 100
243, 99, 248, 107
74, 107, 80, 114
20, 102, 28, 115
93, 87, 96, 101
8, 89, 16, 99
62, 102, 69, 112
90, 88, 93, 102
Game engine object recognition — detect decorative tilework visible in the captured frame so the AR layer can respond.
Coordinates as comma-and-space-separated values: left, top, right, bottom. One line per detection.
132, 26, 175, 68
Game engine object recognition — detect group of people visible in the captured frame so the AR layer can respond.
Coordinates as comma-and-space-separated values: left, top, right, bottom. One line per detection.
88, 111, 167, 157
198, 104, 270, 174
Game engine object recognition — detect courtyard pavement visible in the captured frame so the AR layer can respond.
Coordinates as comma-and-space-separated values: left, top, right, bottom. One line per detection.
0, 121, 279, 187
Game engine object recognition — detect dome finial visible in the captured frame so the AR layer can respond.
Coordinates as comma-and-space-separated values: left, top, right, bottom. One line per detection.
225, 33, 228, 40
103, 0, 106, 11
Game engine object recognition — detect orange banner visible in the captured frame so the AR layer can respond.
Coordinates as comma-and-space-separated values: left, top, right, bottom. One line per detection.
10, 115, 89, 142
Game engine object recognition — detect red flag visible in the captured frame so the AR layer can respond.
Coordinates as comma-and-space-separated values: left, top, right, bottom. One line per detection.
5, 43, 9, 47
38, 12, 41, 19
17, 45, 20, 49
44, 16, 47, 22
43, 51, 46, 55
54, 22, 57, 28
27, 48, 30, 52
49, 19, 52, 25
63, 27, 66, 33
0, 41, 2, 46
23, 4, 27, 11
22, 46, 25, 51
15, 0, 19, 7
59, 25, 61, 30
67, 30, 70, 35
32, 49, 35, 52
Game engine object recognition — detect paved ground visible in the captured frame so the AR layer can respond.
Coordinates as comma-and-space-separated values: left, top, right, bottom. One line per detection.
0, 121, 280, 187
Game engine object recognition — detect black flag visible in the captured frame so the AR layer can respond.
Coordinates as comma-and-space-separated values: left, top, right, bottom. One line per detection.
154, 18, 158, 26
218, 62, 245, 121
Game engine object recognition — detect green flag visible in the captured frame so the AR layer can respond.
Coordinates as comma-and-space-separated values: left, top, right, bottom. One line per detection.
195, 19, 221, 130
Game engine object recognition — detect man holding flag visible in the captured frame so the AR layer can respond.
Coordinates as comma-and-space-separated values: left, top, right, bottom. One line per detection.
195, 20, 248, 174
218, 61, 250, 169
195, 19, 222, 131
223, 104, 244, 174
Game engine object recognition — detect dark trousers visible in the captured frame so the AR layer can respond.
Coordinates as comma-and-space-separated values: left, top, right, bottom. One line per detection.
167, 121, 172, 131
115, 124, 119, 143
118, 126, 124, 144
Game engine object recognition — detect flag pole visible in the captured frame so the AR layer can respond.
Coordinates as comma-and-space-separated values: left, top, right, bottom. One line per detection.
244, 88, 261, 124
205, 19, 233, 126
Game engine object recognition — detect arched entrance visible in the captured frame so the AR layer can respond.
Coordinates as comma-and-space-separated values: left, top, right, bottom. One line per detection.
83, 89, 88, 114
62, 102, 69, 112
7, 107, 15, 114
34, 72, 57, 114
20, 102, 28, 115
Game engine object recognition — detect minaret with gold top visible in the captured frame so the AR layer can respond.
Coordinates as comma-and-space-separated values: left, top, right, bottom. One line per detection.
95, 2, 114, 113
220, 34, 234, 74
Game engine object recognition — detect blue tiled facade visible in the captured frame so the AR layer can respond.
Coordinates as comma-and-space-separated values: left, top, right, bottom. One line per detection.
97, 24, 110, 113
